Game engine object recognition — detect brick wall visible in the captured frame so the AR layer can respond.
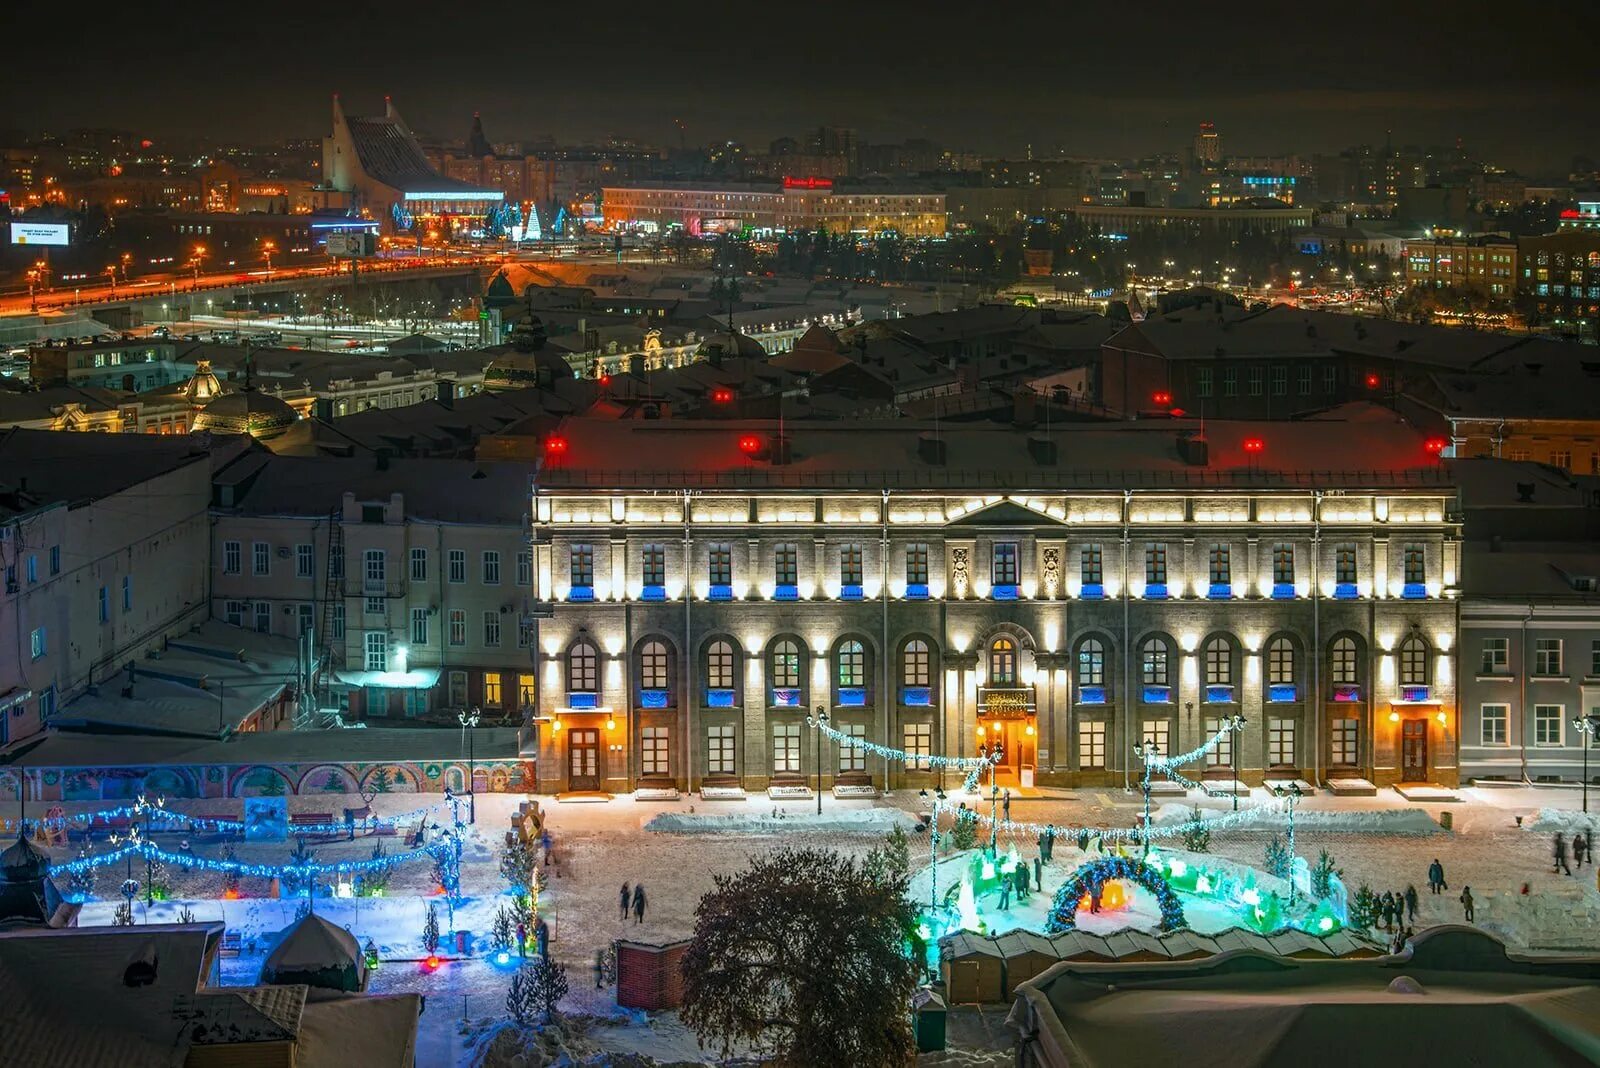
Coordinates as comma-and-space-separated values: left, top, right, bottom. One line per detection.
616, 939, 689, 1010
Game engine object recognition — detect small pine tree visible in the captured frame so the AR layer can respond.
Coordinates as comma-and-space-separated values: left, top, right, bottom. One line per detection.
1180, 806, 1211, 852
422, 902, 441, 955
881, 824, 912, 884
370, 767, 394, 794
1351, 884, 1379, 929
491, 906, 514, 952
113, 901, 134, 926
1264, 835, 1292, 880
949, 807, 979, 851
146, 854, 170, 901
220, 846, 241, 897
69, 847, 96, 898
1311, 849, 1342, 901
282, 841, 316, 896
499, 839, 537, 897
507, 957, 568, 1026
364, 842, 394, 896
258, 771, 286, 797
178, 905, 196, 924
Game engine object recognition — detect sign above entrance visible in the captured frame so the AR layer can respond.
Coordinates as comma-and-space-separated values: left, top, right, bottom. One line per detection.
982, 689, 1034, 717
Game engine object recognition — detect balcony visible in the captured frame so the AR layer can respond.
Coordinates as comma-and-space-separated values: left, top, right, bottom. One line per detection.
1399, 684, 1432, 703
1208, 583, 1233, 600
1080, 583, 1105, 600
1333, 582, 1359, 600
979, 686, 1036, 716
1142, 685, 1173, 704
640, 584, 667, 602
837, 686, 868, 707
705, 688, 737, 708
1205, 684, 1236, 704
839, 584, 864, 601
1332, 684, 1362, 703
707, 584, 734, 602
568, 691, 599, 709
1267, 683, 1299, 703
773, 583, 799, 601
770, 687, 802, 708
639, 689, 672, 709
1401, 582, 1427, 600
1077, 685, 1108, 705
990, 584, 1019, 601
900, 685, 933, 706
568, 585, 595, 602
904, 583, 929, 600
1143, 583, 1168, 600
1270, 583, 1295, 600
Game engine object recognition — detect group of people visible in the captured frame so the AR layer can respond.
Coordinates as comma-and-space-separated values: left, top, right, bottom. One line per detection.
619, 882, 648, 923
1377, 885, 1420, 929
1552, 831, 1592, 875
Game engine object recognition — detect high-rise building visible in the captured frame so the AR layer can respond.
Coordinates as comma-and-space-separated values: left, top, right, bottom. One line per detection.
1193, 123, 1222, 168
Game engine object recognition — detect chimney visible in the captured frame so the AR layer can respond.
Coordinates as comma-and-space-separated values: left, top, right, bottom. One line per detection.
1027, 433, 1057, 464
1177, 432, 1209, 466
1012, 388, 1037, 430
918, 433, 947, 465
437, 379, 455, 408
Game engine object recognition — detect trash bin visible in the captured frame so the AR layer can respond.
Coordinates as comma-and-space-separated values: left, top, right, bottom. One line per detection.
456, 930, 472, 955
1439, 811, 1452, 830
912, 987, 947, 1052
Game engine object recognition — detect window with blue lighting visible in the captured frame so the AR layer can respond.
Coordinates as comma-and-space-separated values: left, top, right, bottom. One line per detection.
1142, 685, 1172, 704
642, 543, 665, 591
901, 686, 932, 706
1144, 583, 1168, 600
1208, 583, 1233, 600
1078, 686, 1107, 705
1271, 583, 1296, 600
840, 543, 863, 593
905, 542, 929, 592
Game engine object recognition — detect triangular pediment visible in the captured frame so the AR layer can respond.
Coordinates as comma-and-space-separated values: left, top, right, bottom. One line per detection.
945, 499, 1062, 527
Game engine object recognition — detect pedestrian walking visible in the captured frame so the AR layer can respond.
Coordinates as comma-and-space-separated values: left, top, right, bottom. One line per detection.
632, 883, 647, 924
1404, 884, 1419, 923
1574, 832, 1588, 869
1460, 886, 1474, 922
1002, 789, 1011, 824
1554, 832, 1572, 876
1089, 883, 1102, 914
540, 828, 553, 865
998, 876, 1012, 911
1380, 891, 1395, 929
1014, 863, 1030, 901
619, 882, 631, 920
1427, 858, 1445, 894
1034, 855, 1043, 892
1044, 826, 1055, 862
515, 921, 527, 959
594, 949, 605, 989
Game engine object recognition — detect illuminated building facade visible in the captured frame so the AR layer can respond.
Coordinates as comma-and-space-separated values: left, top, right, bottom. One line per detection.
601, 179, 946, 237
528, 418, 1459, 796
1403, 236, 1518, 298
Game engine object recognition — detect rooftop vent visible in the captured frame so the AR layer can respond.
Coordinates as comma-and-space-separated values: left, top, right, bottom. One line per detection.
1177, 432, 1209, 467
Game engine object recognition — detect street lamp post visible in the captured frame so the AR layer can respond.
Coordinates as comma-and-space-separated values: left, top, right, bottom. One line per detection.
1231, 713, 1247, 812
1138, 739, 1158, 857
1574, 714, 1600, 812
813, 707, 828, 815
458, 706, 481, 824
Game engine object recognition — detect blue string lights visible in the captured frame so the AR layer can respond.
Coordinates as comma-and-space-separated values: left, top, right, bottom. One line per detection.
19, 797, 445, 838
1045, 856, 1186, 934
53, 827, 458, 882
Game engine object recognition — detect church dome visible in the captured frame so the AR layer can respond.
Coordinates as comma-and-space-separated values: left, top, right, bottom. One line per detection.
184, 359, 223, 406
192, 388, 299, 439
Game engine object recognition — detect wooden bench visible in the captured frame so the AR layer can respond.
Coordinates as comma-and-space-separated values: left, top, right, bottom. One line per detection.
289, 813, 335, 838
219, 931, 242, 958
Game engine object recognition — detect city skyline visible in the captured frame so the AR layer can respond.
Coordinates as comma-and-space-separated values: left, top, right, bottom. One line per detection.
4, 1, 1596, 171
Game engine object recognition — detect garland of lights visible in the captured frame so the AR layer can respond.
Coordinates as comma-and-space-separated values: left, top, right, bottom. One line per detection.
1045, 856, 1186, 934
21, 798, 446, 838
1142, 720, 1238, 776
808, 714, 998, 794
53, 827, 460, 882
969, 797, 1288, 843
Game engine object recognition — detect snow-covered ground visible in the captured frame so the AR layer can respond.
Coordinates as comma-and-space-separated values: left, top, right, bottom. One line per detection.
40, 782, 1600, 1066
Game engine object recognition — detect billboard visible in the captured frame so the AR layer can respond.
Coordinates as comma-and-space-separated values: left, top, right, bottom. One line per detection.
10, 222, 70, 246
324, 232, 376, 258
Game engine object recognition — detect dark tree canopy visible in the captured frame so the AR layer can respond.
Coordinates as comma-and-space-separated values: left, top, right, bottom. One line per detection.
680, 845, 919, 1067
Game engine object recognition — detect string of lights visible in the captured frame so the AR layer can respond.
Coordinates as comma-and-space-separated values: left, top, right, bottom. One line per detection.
808, 715, 998, 793
22, 798, 446, 838
54, 829, 455, 880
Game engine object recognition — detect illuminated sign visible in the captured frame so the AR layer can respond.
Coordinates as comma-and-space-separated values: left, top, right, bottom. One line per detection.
10, 222, 69, 246
783, 176, 833, 191
402, 190, 504, 202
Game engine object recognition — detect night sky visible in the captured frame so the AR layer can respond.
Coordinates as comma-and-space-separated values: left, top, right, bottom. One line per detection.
6, 1, 1596, 170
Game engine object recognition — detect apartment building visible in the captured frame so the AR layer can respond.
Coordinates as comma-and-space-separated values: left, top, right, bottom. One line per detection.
526, 417, 1460, 796
210, 454, 535, 722
1402, 235, 1518, 299
0, 430, 214, 749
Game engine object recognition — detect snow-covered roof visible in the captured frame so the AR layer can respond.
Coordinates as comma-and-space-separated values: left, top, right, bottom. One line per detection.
264, 913, 362, 973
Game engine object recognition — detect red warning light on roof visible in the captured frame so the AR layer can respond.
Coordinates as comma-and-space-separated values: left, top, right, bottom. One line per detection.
782, 176, 833, 190
1364, 373, 1380, 389
1424, 437, 1447, 455
1153, 391, 1172, 406
738, 434, 763, 456
1243, 436, 1265, 454
544, 434, 569, 456
711, 387, 734, 404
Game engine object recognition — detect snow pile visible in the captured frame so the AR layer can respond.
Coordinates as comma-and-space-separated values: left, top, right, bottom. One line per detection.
644, 808, 918, 835
462, 1015, 719, 1068
1523, 808, 1600, 834
1152, 804, 1445, 836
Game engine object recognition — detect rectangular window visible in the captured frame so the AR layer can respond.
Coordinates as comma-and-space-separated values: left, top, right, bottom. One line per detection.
98, 586, 109, 623
49, 545, 59, 576
1209, 544, 1231, 584
122, 575, 131, 612
1145, 543, 1167, 585
1197, 367, 1213, 397
707, 725, 736, 775
1323, 365, 1337, 393
904, 723, 932, 770
364, 549, 386, 586
252, 541, 270, 576
840, 724, 867, 773
1330, 718, 1359, 764
364, 594, 384, 616
1142, 642, 1169, 686
1592, 639, 1600, 678
1081, 543, 1103, 585
1248, 367, 1264, 396
483, 611, 501, 647
706, 642, 736, 690
1480, 704, 1509, 746
1480, 638, 1509, 675
1077, 720, 1107, 770
410, 548, 428, 582
483, 672, 503, 707
1271, 365, 1287, 395
569, 544, 594, 590
296, 544, 314, 578
482, 550, 501, 585
411, 607, 428, 645
905, 543, 930, 588
24, 556, 35, 584
1268, 718, 1296, 766
1534, 704, 1564, 746
1222, 368, 1237, 397
641, 544, 666, 589
1297, 366, 1312, 395
772, 722, 801, 774
774, 542, 798, 587
223, 600, 244, 626
642, 726, 670, 775
518, 674, 536, 709
1335, 544, 1357, 585
364, 631, 387, 672
254, 602, 271, 633
516, 550, 532, 587
1534, 638, 1563, 676
224, 541, 241, 574
448, 671, 469, 707
992, 542, 1019, 586
1141, 719, 1170, 757
708, 542, 733, 587
448, 549, 466, 584
1403, 544, 1425, 585
449, 609, 466, 646
1204, 718, 1234, 767
1272, 543, 1294, 584
839, 543, 863, 588
331, 602, 344, 640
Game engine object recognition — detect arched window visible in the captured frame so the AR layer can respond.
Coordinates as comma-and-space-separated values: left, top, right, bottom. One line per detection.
705, 640, 736, 690
1078, 638, 1106, 687
771, 639, 802, 688
1400, 636, 1429, 686
1204, 636, 1233, 685
639, 640, 671, 690
902, 639, 930, 687
1267, 637, 1295, 685
989, 638, 1017, 685
837, 640, 866, 687
568, 639, 598, 692
1331, 637, 1359, 684
1141, 638, 1170, 686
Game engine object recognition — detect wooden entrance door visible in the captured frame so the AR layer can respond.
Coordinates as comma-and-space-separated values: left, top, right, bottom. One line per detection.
1401, 720, 1428, 782
569, 728, 600, 791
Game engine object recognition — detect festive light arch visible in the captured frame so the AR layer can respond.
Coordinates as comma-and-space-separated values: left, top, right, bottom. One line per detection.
1045, 856, 1186, 934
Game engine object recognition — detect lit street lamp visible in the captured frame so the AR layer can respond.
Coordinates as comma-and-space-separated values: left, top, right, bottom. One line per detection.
812, 707, 828, 815
1230, 713, 1247, 812
458, 706, 480, 823
1574, 714, 1600, 813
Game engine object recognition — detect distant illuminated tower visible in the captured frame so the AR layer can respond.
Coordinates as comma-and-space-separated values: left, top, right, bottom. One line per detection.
1193, 122, 1222, 168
